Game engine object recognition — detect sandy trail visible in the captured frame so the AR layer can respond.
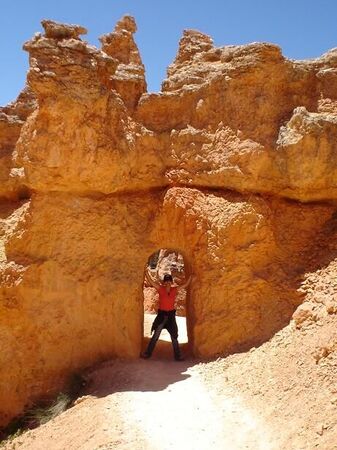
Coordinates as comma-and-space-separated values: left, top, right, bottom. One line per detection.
5, 357, 275, 450
4, 316, 276, 449
105, 362, 273, 450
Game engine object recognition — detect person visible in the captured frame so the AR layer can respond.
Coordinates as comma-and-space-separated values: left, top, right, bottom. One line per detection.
141, 270, 191, 361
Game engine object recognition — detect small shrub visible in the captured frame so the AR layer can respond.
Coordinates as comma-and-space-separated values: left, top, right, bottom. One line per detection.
0, 370, 87, 445
25, 392, 71, 427
0, 427, 24, 448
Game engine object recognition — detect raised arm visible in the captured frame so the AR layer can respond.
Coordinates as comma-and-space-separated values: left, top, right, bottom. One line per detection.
145, 268, 161, 290
177, 275, 192, 290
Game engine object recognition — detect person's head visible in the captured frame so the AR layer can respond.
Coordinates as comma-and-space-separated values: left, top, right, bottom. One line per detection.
163, 274, 173, 286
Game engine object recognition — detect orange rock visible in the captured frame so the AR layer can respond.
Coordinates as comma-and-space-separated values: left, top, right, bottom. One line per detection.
99, 15, 147, 110
2, 15, 337, 427
0, 87, 36, 199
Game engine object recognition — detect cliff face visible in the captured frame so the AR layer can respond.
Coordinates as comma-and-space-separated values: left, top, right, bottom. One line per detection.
1, 16, 337, 426
0, 87, 36, 198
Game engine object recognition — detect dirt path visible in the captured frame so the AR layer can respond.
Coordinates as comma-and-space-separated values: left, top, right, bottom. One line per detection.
104, 361, 274, 450
4, 358, 275, 450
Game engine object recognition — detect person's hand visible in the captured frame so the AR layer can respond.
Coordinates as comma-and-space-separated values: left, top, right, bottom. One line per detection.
177, 274, 192, 289
145, 268, 160, 289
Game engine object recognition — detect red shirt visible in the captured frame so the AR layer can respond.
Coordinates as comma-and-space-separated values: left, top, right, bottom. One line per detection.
158, 286, 177, 311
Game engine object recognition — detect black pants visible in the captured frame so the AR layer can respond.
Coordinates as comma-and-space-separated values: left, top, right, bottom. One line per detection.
145, 309, 181, 359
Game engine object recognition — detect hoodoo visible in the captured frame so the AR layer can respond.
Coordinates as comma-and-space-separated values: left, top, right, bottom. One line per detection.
1, 16, 337, 432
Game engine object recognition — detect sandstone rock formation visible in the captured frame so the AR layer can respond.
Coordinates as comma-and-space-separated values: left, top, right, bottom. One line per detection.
1, 16, 337, 428
99, 15, 147, 110
0, 87, 36, 198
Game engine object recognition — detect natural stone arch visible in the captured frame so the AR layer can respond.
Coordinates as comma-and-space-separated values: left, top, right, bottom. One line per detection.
2, 13, 337, 428
147, 187, 335, 357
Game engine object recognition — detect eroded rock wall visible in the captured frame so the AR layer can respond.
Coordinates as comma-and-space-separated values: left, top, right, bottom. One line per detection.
0, 87, 36, 199
1, 16, 337, 426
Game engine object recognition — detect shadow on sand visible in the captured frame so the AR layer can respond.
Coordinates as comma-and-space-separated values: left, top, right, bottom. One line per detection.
83, 354, 199, 399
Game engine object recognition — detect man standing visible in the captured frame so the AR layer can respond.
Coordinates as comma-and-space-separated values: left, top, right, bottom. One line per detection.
141, 271, 191, 361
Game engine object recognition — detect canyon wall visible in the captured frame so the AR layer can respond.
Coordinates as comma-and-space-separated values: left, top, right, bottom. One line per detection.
1, 16, 337, 426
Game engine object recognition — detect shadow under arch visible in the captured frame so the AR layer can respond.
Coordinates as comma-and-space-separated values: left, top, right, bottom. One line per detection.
141, 247, 195, 359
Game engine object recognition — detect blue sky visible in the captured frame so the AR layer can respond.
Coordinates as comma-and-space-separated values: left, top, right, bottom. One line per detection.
1, 0, 336, 106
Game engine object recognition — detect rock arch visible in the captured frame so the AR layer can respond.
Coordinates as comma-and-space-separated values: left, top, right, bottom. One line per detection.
1, 15, 337, 427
